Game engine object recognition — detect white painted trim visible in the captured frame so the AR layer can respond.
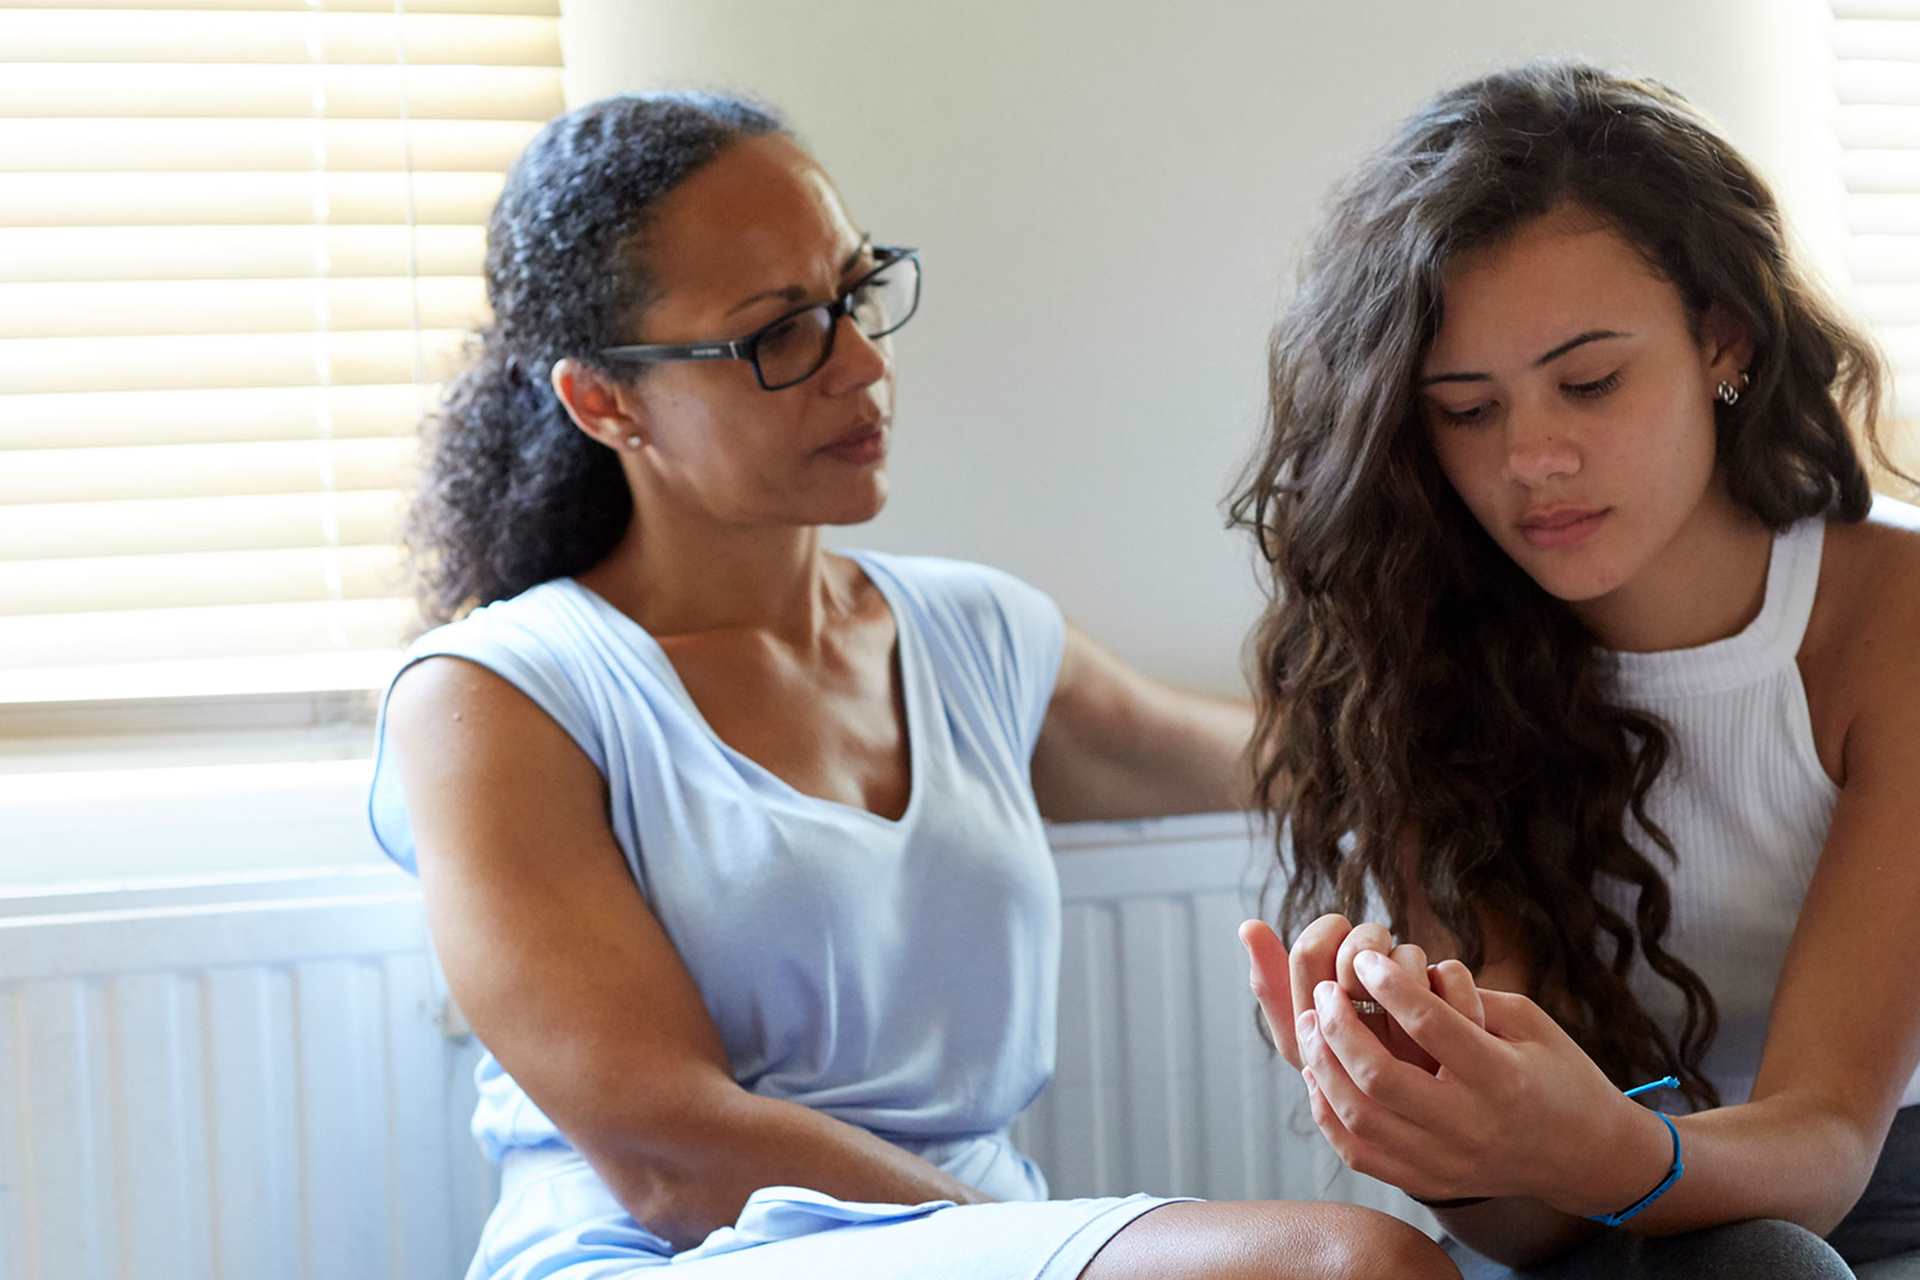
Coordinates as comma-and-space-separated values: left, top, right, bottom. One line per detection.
0, 893, 429, 982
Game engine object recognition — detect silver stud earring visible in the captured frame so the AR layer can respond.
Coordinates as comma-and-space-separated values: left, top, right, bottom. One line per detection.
625, 434, 643, 450
1715, 370, 1750, 407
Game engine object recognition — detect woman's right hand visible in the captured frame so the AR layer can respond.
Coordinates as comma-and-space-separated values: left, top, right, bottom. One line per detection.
1239, 914, 1485, 1073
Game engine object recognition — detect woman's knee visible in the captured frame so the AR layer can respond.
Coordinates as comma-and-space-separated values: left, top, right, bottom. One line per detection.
1079, 1199, 1458, 1280
1311, 1204, 1459, 1280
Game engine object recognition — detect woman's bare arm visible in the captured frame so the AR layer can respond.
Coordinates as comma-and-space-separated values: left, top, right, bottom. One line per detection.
1031, 623, 1255, 821
385, 656, 990, 1251
1286, 619, 1920, 1266
1408, 532, 1920, 1264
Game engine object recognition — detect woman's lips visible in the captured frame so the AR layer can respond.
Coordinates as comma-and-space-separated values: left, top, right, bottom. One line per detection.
822, 428, 885, 465
1519, 508, 1608, 549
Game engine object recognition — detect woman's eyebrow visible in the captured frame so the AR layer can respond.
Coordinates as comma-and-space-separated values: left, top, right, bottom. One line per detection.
725, 236, 873, 317
1418, 329, 1635, 387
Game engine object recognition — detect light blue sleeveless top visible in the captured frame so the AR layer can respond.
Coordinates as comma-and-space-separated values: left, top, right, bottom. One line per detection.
367, 551, 1066, 1202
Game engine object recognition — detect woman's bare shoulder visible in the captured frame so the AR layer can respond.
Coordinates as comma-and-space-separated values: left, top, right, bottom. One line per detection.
1813, 500, 1920, 777
390, 651, 543, 728
386, 653, 593, 788
1822, 498, 1920, 635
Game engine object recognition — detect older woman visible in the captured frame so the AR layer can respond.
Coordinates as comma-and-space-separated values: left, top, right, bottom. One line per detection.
368, 92, 1455, 1280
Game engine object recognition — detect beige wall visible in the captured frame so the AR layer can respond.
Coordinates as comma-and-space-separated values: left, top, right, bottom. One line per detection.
559, 1, 1844, 695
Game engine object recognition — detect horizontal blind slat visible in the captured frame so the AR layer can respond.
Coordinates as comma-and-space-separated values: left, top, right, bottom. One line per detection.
0, 384, 436, 449
0, 438, 416, 504
0, 63, 563, 120
0, 12, 562, 65
0, 598, 417, 669
1852, 235, 1920, 281
1861, 282, 1920, 324
0, 544, 408, 616
0, 278, 489, 340
0, 171, 505, 228
0, 0, 556, 13
1833, 1, 1920, 17
1834, 24, 1920, 62
1845, 150, 1920, 193
0, 490, 406, 560
0, 118, 543, 173
1846, 193, 1920, 234
0, 226, 484, 282
0, 648, 404, 706
0, 330, 474, 394
1838, 104, 1920, 148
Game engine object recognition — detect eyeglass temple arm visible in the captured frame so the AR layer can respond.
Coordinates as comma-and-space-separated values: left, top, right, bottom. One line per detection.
599, 340, 747, 363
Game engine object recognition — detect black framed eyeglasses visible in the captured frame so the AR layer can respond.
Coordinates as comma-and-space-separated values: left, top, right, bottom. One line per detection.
598, 245, 922, 391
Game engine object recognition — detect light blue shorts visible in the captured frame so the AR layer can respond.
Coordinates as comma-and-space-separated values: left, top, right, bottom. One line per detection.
470, 1146, 1190, 1280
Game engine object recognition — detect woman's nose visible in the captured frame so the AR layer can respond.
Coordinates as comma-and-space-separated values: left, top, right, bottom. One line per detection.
817, 312, 889, 393
1502, 414, 1580, 486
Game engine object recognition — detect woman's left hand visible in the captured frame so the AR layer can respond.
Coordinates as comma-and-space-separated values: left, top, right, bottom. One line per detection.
1294, 948, 1664, 1213
1243, 914, 1484, 1073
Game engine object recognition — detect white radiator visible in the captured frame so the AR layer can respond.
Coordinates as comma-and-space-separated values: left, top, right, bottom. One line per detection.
0, 814, 1422, 1280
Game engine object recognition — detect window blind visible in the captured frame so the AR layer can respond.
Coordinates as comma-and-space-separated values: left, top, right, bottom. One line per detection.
1832, 0, 1920, 443
0, 0, 562, 705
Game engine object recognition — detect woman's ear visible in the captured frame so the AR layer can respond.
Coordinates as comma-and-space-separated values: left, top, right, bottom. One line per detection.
1699, 302, 1755, 385
550, 357, 646, 452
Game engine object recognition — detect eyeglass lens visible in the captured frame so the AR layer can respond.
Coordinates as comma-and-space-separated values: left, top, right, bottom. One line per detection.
755, 255, 919, 388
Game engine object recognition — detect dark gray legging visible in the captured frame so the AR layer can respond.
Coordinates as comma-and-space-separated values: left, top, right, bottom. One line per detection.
1446, 1104, 1920, 1279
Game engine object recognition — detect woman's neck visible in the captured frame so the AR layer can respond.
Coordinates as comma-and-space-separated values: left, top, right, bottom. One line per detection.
579, 515, 856, 649
1572, 487, 1775, 654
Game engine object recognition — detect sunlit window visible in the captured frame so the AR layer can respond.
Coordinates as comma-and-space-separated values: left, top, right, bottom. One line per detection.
0, 1, 563, 708
1829, 0, 1920, 473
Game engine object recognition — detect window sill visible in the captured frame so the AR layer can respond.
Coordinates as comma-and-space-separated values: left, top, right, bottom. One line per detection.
0, 756, 385, 891
1, 683, 381, 775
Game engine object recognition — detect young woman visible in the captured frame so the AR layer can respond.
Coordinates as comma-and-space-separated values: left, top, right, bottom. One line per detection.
368, 92, 1458, 1280
1233, 62, 1920, 1279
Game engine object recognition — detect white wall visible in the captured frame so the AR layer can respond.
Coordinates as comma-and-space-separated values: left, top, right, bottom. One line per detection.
559, 0, 1845, 695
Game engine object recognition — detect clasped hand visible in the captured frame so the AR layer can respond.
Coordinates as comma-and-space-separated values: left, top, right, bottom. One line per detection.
1238, 914, 1638, 1213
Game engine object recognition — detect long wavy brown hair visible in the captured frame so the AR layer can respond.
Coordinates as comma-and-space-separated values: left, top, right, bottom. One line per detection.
1229, 61, 1905, 1110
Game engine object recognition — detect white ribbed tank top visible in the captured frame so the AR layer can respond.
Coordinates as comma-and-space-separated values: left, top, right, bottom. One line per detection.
1605, 495, 1920, 1108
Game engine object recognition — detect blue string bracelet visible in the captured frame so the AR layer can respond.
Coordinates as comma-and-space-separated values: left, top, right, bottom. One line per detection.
1588, 1075, 1684, 1227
